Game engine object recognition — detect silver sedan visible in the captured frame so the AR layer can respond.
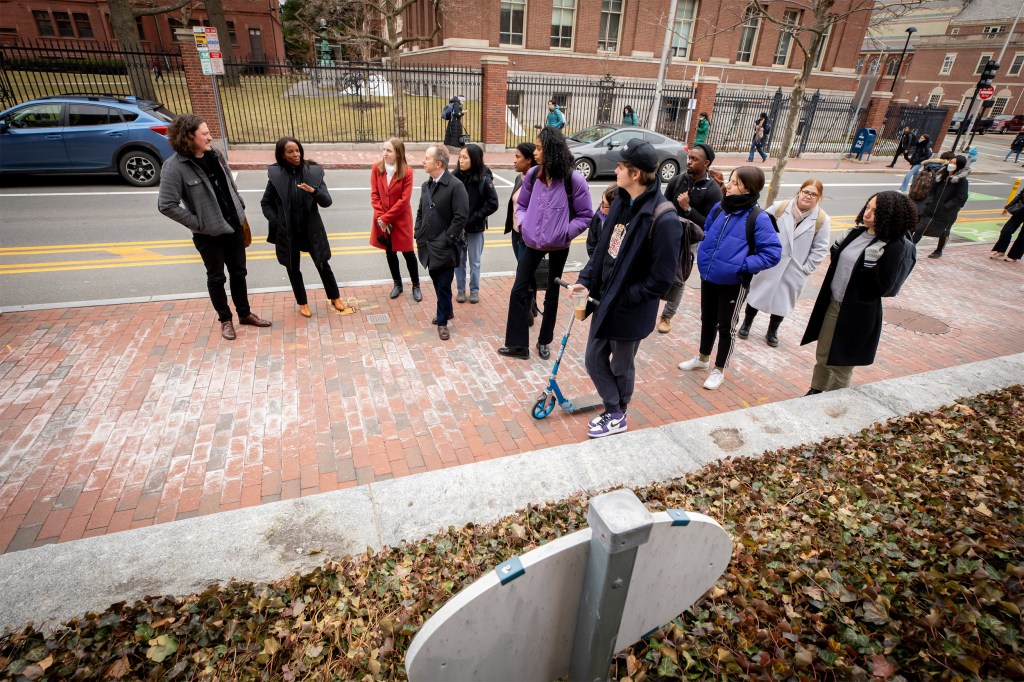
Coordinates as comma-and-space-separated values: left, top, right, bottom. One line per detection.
566, 124, 685, 182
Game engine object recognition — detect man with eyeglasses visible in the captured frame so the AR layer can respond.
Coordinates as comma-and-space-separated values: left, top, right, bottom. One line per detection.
656, 142, 723, 334
414, 145, 469, 341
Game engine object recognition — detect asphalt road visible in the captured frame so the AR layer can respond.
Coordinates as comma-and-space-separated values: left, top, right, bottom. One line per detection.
0, 166, 1017, 309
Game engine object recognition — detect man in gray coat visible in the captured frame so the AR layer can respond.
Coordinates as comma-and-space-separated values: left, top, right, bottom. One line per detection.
158, 114, 271, 340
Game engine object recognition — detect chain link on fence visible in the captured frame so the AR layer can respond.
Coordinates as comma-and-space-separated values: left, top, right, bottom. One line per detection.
0, 40, 191, 115
217, 61, 481, 144
505, 73, 693, 146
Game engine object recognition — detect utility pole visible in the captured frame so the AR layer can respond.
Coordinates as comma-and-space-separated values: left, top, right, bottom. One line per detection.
648, 0, 681, 134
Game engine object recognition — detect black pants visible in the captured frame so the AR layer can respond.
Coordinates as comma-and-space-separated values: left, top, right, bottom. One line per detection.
585, 329, 642, 413
192, 231, 250, 322
286, 249, 340, 305
744, 304, 784, 332
429, 266, 454, 326
505, 245, 569, 347
386, 248, 420, 286
699, 279, 748, 369
890, 145, 906, 165
994, 213, 1024, 259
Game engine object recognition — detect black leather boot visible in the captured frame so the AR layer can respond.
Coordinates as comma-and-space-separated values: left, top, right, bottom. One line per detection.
766, 316, 782, 347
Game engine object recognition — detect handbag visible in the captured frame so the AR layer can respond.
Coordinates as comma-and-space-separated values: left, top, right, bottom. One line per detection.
241, 217, 253, 248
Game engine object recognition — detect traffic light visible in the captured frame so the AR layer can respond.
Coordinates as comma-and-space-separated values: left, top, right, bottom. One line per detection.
978, 60, 1000, 89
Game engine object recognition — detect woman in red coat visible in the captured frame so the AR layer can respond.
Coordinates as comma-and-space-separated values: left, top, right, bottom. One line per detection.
371, 137, 421, 302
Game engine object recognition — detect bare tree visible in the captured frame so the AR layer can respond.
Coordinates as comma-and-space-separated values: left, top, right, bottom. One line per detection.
202, 0, 240, 85
109, 0, 194, 100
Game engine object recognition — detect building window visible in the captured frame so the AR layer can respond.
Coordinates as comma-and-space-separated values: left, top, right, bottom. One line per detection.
736, 5, 760, 63
983, 25, 1005, 35
927, 94, 941, 107
670, 0, 697, 58
500, 0, 526, 46
773, 8, 800, 66
885, 58, 900, 76
1009, 54, 1024, 76
135, 16, 145, 39
506, 90, 523, 122
226, 20, 238, 45
32, 10, 54, 36
976, 54, 992, 75
950, 27, 959, 35
550, 0, 575, 49
73, 13, 93, 38
940, 54, 955, 75
52, 12, 75, 37
855, 56, 864, 72
598, 0, 623, 52
812, 25, 830, 69
991, 96, 1009, 116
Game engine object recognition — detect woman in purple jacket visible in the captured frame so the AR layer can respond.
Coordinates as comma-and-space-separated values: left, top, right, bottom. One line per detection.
678, 165, 782, 390
498, 127, 594, 360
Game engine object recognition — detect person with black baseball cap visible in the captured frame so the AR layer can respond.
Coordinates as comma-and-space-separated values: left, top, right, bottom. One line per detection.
570, 140, 682, 438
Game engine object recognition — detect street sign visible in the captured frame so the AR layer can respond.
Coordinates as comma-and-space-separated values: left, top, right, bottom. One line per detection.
205, 26, 220, 49
209, 51, 225, 75
198, 51, 212, 75
979, 86, 995, 100
192, 26, 208, 50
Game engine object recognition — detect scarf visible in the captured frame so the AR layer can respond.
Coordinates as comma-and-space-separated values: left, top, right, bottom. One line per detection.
721, 192, 760, 215
385, 162, 396, 185
791, 200, 805, 225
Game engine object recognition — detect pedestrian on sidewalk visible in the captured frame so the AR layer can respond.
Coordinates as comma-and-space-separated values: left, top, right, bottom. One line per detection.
694, 112, 710, 146
657, 142, 722, 334
261, 136, 349, 318
504, 142, 541, 327
915, 154, 968, 258
747, 112, 771, 163
898, 133, 932, 193
570, 140, 682, 438
679, 166, 782, 390
371, 137, 421, 303
622, 105, 640, 126
1005, 132, 1024, 162
442, 96, 466, 148
546, 100, 566, 131
453, 143, 499, 304
498, 126, 593, 360
585, 184, 618, 257
887, 126, 914, 168
991, 185, 1024, 262
158, 114, 272, 341
740, 179, 830, 347
802, 191, 915, 394
415, 145, 468, 341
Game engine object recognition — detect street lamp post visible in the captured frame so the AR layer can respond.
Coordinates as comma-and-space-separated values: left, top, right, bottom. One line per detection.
890, 26, 917, 93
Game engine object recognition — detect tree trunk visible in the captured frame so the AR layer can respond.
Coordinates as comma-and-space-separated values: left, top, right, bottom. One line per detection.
384, 8, 408, 139
107, 0, 157, 101
204, 0, 240, 86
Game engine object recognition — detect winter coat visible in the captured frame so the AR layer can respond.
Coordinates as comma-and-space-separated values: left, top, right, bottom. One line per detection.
801, 227, 907, 366
546, 105, 566, 129
158, 149, 245, 237
664, 171, 723, 228
746, 200, 830, 317
622, 110, 640, 126
897, 130, 915, 151
907, 140, 932, 166
453, 167, 500, 233
260, 162, 333, 266
696, 201, 782, 286
695, 117, 710, 145
917, 170, 968, 239
1011, 133, 1024, 152
369, 164, 415, 252
577, 181, 683, 341
504, 173, 525, 234
585, 209, 608, 257
443, 98, 465, 147
516, 166, 594, 251
414, 171, 469, 270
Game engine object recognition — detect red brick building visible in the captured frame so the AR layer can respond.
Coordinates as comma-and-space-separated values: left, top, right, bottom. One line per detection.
399, 0, 871, 91
0, 0, 284, 61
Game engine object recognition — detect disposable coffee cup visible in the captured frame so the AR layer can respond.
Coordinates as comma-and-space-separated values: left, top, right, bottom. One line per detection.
572, 291, 587, 320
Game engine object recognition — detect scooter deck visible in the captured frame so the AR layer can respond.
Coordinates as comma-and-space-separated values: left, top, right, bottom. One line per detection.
561, 394, 603, 414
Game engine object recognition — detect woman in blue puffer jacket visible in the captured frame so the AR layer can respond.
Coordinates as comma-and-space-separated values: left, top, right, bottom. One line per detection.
678, 165, 782, 391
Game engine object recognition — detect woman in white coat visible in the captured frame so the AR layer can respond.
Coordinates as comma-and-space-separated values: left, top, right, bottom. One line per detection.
739, 179, 830, 347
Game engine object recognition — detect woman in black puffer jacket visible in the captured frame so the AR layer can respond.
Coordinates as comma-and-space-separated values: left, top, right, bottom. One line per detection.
915, 154, 968, 259
453, 143, 499, 303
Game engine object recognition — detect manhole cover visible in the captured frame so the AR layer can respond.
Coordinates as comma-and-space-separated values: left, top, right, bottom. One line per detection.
884, 307, 950, 334
366, 313, 391, 324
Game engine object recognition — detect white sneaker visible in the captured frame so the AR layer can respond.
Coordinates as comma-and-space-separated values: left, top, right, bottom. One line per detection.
703, 368, 725, 390
588, 410, 623, 428
678, 356, 710, 371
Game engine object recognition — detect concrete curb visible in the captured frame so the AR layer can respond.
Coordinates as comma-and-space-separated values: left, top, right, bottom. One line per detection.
1, 353, 1021, 633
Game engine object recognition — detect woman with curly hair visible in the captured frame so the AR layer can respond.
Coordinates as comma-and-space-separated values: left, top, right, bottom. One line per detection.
801, 190, 915, 394
498, 126, 594, 360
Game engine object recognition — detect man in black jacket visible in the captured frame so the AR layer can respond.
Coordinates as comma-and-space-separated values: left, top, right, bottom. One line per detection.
570, 140, 682, 438
657, 142, 722, 333
887, 126, 914, 168
415, 145, 469, 341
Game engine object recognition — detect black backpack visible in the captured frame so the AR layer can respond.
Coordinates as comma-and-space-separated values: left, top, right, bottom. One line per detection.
647, 199, 704, 297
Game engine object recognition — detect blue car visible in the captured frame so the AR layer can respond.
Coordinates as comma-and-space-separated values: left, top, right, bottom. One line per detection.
0, 95, 175, 187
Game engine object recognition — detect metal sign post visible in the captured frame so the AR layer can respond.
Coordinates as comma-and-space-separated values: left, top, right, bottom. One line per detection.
193, 26, 229, 161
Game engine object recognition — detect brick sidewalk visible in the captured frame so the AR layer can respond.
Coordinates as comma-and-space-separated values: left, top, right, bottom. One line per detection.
0, 243, 1021, 554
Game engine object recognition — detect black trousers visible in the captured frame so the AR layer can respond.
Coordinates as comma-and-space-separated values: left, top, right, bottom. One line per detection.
429, 266, 455, 326
994, 213, 1024, 260
890, 145, 906, 165
699, 279, 748, 369
386, 248, 420, 286
286, 249, 340, 305
192, 231, 251, 322
504, 245, 569, 347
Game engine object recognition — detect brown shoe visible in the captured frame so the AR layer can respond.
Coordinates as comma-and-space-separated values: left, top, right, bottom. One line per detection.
437, 325, 450, 341
238, 313, 272, 327
657, 316, 671, 334
298, 304, 312, 318
221, 321, 236, 340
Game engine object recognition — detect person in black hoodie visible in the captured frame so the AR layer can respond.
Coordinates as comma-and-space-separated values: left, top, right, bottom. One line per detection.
453, 143, 499, 303
915, 154, 969, 258
887, 126, 914, 168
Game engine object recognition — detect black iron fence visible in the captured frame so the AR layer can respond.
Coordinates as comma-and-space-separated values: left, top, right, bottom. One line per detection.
0, 41, 192, 115
505, 73, 694, 146
874, 103, 949, 157
217, 60, 480, 144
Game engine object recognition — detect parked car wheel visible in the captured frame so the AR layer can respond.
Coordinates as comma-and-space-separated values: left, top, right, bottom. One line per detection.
658, 159, 679, 182
119, 149, 161, 187
574, 157, 595, 180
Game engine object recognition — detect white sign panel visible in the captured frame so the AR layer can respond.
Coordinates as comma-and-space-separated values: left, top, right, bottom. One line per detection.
209, 51, 225, 76
199, 51, 212, 76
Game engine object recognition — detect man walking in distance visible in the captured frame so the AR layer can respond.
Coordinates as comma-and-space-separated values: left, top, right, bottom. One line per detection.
887, 126, 914, 168
657, 143, 723, 333
158, 114, 272, 340
415, 145, 469, 341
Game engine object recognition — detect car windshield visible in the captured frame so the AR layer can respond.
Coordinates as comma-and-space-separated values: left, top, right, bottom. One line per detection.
569, 126, 617, 143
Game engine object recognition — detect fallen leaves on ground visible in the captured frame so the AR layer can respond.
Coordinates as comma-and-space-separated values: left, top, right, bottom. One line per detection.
1, 386, 1022, 681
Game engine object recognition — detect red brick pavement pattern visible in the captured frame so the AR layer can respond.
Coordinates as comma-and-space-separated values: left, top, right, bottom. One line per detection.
0, 245, 1021, 553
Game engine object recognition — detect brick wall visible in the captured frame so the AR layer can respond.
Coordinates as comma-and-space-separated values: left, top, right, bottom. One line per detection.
480, 55, 509, 148
175, 28, 222, 139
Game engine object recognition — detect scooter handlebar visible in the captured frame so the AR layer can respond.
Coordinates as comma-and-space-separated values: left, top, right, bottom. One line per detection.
555, 277, 599, 305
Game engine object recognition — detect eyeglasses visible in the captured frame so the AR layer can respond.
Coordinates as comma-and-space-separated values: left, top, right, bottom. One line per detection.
798, 190, 820, 198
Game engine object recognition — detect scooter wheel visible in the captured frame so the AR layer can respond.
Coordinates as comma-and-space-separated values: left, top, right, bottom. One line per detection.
532, 395, 556, 419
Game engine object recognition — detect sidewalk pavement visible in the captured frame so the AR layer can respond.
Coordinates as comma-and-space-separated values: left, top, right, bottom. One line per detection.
0, 241, 1021, 560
